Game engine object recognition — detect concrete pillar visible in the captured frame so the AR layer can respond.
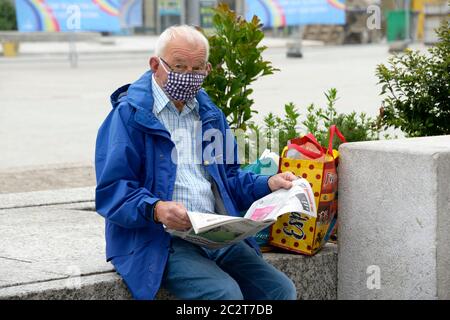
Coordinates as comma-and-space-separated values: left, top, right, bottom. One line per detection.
337, 135, 450, 299
143, 0, 157, 33
234, 0, 246, 16
185, 0, 200, 26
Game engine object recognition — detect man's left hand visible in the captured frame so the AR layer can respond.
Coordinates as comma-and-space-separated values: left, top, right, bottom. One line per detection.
268, 171, 298, 192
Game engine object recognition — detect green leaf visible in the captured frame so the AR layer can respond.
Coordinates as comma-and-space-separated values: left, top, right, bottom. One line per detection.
204, 3, 278, 129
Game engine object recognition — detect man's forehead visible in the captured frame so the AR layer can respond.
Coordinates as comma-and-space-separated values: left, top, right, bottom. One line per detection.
166, 48, 207, 64
171, 54, 206, 63
164, 38, 207, 61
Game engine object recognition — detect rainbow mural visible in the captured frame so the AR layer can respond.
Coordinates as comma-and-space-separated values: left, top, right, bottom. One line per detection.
327, 0, 346, 11
22, 0, 60, 31
15, 0, 143, 32
246, 0, 346, 28
120, 0, 143, 28
93, 0, 120, 16
256, 0, 286, 28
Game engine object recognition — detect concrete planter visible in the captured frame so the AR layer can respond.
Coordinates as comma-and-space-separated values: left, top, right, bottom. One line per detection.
338, 135, 450, 300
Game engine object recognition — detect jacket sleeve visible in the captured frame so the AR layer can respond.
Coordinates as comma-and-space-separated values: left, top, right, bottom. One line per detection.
95, 105, 159, 229
220, 113, 272, 211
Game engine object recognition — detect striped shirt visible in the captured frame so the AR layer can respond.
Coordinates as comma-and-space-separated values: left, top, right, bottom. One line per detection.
151, 75, 216, 213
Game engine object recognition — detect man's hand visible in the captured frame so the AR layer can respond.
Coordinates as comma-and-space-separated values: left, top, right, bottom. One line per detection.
268, 172, 298, 192
154, 201, 192, 231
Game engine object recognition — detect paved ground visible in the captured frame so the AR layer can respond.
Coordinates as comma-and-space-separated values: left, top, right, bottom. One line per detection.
0, 37, 428, 191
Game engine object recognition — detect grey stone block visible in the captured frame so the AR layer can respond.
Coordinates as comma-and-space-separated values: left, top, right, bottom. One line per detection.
0, 245, 337, 300
0, 196, 337, 300
0, 273, 131, 300
265, 244, 337, 300
337, 135, 450, 300
0, 203, 111, 289
0, 187, 94, 209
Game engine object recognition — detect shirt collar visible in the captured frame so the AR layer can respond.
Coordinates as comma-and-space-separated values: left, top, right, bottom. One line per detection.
151, 74, 199, 115
185, 97, 199, 114
151, 74, 170, 115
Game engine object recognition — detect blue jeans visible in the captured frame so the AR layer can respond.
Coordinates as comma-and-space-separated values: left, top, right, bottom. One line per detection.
160, 237, 297, 300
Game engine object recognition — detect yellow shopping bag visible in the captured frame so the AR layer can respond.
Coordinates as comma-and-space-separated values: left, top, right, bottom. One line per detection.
269, 125, 346, 255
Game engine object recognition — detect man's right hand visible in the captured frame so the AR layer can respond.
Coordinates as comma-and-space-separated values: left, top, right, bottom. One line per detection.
154, 201, 192, 231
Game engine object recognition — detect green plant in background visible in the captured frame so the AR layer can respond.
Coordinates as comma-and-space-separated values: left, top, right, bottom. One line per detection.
376, 22, 450, 137
203, 3, 278, 130
303, 88, 380, 149
254, 88, 381, 156
0, 0, 17, 31
262, 102, 300, 154
202, 4, 384, 161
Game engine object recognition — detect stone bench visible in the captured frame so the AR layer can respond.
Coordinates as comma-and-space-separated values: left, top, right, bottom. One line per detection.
0, 246, 337, 300
0, 187, 337, 300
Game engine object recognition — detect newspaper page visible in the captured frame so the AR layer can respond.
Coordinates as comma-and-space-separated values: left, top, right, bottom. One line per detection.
166, 178, 316, 249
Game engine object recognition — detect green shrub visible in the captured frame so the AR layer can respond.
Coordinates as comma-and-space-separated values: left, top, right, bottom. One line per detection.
251, 88, 381, 156
0, 1, 17, 31
203, 3, 278, 130
302, 88, 380, 149
262, 102, 300, 154
376, 22, 450, 137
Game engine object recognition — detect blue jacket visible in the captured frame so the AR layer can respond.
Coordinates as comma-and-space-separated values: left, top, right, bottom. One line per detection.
95, 71, 272, 299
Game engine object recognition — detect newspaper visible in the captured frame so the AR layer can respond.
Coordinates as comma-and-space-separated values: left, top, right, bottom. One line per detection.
166, 178, 317, 249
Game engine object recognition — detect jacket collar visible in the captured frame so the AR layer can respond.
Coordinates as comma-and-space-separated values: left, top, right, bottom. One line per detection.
112, 70, 221, 133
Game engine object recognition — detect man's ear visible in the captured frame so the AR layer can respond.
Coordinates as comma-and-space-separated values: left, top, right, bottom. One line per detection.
206, 62, 212, 75
149, 56, 159, 72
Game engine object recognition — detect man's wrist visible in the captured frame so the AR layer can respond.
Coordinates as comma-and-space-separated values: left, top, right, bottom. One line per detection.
152, 200, 162, 223
146, 200, 161, 223
254, 175, 272, 199
267, 174, 275, 192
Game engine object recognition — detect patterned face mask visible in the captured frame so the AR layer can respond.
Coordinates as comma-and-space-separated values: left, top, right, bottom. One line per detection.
159, 57, 206, 102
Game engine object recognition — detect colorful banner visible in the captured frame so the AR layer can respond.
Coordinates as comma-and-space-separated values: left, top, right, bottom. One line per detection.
245, 0, 346, 28
200, 0, 217, 29
15, 0, 143, 32
158, 0, 182, 16
120, 0, 143, 28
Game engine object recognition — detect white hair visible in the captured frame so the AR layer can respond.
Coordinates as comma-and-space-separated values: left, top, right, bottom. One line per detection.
155, 25, 210, 61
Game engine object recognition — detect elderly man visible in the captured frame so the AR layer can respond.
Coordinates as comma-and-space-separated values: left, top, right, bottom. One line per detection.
95, 25, 297, 300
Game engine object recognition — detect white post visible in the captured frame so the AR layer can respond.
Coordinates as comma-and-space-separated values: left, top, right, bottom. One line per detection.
286, 25, 304, 58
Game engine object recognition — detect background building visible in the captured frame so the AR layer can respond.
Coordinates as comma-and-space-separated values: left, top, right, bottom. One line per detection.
141, 0, 245, 34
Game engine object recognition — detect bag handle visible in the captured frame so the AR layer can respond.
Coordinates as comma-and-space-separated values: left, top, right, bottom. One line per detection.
290, 133, 323, 151
287, 143, 324, 159
287, 133, 325, 159
327, 125, 347, 155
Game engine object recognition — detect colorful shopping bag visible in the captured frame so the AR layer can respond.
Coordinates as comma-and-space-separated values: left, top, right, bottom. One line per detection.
269, 125, 346, 255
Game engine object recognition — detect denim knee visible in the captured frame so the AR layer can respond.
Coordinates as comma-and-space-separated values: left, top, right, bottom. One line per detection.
269, 278, 297, 300
212, 278, 244, 300
281, 278, 297, 300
